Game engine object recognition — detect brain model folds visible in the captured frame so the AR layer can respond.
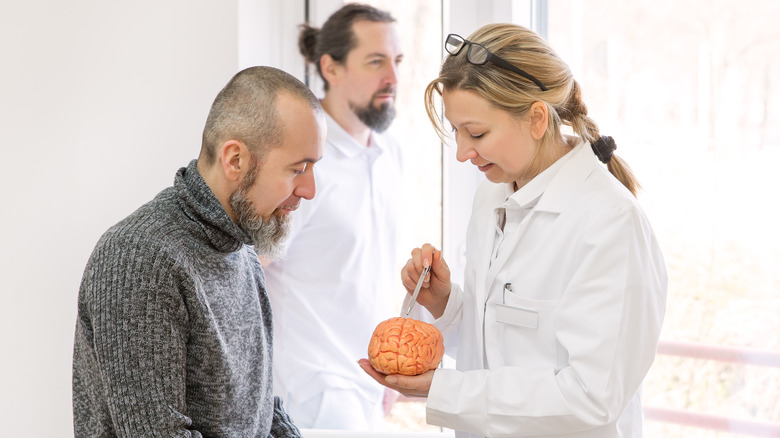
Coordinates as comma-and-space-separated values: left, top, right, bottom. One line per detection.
368, 317, 445, 376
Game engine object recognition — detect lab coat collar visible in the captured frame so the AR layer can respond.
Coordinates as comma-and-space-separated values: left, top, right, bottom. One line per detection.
481, 141, 599, 307
535, 140, 600, 212
504, 139, 598, 213
323, 111, 387, 158
501, 154, 560, 211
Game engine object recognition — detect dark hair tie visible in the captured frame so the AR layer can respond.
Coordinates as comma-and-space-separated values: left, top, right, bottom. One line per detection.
591, 135, 616, 163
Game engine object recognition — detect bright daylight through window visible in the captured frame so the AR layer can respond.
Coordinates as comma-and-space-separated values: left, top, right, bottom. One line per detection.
545, 1, 780, 436
352, 0, 780, 435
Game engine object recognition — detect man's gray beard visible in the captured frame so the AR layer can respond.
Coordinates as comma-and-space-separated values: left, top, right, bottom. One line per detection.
351, 100, 396, 133
229, 165, 292, 262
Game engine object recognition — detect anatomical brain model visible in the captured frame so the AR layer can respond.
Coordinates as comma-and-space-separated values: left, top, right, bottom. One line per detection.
368, 317, 445, 376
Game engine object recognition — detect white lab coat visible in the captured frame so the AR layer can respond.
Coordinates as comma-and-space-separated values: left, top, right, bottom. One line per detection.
424, 141, 667, 437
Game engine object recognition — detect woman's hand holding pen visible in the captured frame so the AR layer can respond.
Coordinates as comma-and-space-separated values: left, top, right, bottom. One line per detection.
358, 244, 450, 399
402, 243, 451, 319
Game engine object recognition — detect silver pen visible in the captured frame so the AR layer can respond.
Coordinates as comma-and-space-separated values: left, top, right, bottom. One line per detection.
405, 263, 432, 317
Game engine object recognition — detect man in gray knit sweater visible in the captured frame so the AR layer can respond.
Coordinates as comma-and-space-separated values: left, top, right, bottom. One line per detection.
72, 66, 325, 437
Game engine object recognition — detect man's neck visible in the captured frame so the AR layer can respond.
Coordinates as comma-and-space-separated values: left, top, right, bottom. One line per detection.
321, 95, 372, 147
196, 158, 237, 222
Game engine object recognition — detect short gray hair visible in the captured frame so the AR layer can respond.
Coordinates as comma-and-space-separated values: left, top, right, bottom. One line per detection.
200, 66, 322, 165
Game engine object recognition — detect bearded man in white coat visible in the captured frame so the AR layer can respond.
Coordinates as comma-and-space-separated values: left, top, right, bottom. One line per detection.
263, 4, 405, 430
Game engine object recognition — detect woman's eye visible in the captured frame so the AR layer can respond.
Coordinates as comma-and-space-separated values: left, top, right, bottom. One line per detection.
450, 127, 483, 139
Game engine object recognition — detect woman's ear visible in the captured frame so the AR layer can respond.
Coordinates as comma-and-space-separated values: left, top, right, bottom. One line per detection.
528, 101, 549, 140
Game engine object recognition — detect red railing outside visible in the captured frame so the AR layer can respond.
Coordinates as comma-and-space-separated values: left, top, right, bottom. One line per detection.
656, 340, 780, 368
644, 340, 780, 437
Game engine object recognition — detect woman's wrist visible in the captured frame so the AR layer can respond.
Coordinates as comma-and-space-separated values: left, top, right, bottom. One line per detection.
427, 290, 450, 319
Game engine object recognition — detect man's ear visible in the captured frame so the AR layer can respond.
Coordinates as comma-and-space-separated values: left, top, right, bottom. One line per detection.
528, 101, 549, 140
218, 139, 249, 182
320, 54, 341, 87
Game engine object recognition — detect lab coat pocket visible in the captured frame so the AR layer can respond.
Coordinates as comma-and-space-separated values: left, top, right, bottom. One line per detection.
494, 291, 559, 367
495, 303, 538, 329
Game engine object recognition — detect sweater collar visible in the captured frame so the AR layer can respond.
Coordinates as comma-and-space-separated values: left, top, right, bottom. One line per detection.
175, 159, 253, 253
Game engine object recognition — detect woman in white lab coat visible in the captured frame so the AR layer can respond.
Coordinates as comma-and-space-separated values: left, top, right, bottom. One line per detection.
359, 23, 667, 437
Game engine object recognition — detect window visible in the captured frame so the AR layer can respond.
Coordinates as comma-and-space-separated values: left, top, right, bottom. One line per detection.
544, 1, 780, 436
360, 1, 445, 432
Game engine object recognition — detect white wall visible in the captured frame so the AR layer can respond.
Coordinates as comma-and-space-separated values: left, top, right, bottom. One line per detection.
0, 1, 247, 435
0, 0, 515, 435
238, 0, 307, 76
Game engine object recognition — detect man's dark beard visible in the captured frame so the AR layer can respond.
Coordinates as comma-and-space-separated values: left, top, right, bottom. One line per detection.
229, 163, 292, 261
350, 92, 396, 133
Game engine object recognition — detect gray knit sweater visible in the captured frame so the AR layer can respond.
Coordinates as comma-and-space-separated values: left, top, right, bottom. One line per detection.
73, 160, 301, 437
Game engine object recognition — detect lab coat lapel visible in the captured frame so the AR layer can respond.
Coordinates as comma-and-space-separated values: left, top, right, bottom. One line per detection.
472, 185, 506, 329
484, 209, 535, 291
482, 141, 599, 292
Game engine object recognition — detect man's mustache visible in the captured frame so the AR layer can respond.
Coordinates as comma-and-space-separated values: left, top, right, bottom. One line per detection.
373, 87, 396, 98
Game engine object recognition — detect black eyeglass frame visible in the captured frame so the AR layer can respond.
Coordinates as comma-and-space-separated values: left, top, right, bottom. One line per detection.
445, 34, 548, 91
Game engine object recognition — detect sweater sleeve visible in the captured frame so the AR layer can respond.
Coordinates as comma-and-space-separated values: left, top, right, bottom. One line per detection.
268, 396, 302, 438
78, 235, 200, 437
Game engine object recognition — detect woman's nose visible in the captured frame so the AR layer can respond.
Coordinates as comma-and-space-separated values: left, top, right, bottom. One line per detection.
455, 141, 478, 163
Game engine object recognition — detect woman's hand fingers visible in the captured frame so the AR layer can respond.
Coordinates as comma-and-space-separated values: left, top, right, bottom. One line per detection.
401, 245, 452, 317
401, 258, 419, 292
358, 359, 432, 398
384, 370, 434, 398
430, 248, 450, 288
420, 243, 437, 269
403, 244, 439, 289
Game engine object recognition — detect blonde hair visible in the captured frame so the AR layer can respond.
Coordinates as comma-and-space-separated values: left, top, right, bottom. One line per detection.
424, 23, 639, 196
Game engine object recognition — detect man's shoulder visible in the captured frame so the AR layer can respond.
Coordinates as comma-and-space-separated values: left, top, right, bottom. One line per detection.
96, 187, 189, 257
373, 128, 401, 150
374, 129, 404, 171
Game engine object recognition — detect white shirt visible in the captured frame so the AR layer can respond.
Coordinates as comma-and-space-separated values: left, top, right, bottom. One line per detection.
423, 141, 667, 438
264, 112, 403, 427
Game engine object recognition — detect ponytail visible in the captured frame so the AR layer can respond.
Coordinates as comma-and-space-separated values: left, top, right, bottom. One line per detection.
606, 155, 640, 197
563, 81, 641, 197
297, 23, 320, 64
